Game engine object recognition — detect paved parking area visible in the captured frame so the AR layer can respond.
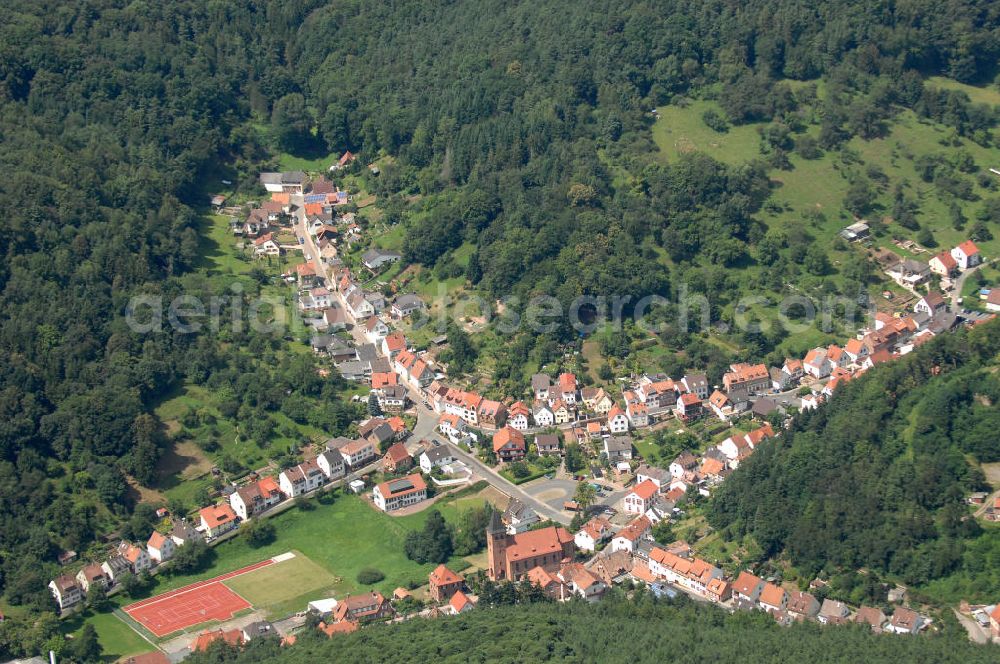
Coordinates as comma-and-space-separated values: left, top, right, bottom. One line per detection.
521, 477, 629, 517
521, 477, 577, 512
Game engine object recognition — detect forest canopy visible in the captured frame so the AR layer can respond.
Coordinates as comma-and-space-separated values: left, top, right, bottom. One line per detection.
709, 321, 1000, 596
183, 592, 1000, 664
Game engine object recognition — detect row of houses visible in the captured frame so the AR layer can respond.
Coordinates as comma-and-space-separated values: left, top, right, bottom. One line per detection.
49, 417, 408, 611
561, 513, 932, 636
49, 522, 202, 613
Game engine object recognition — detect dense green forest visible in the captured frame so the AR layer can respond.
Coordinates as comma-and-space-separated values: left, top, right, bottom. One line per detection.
0, 0, 359, 626
709, 321, 1000, 599
185, 593, 998, 663
1, 0, 1000, 658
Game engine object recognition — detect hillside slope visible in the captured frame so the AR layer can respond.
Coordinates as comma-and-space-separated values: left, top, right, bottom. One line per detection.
709, 320, 1000, 598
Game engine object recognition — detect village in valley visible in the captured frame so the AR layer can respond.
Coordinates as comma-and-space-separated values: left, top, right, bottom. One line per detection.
45, 160, 1000, 660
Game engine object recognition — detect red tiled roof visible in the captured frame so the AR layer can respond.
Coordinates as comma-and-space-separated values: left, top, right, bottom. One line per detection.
371, 372, 398, 389
449, 590, 473, 612
319, 620, 358, 636
932, 250, 957, 269
733, 571, 763, 596
505, 526, 574, 563
745, 423, 775, 446
430, 564, 464, 587
760, 582, 786, 606
700, 458, 725, 476
374, 473, 426, 500
493, 427, 525, 453
383, 443, 410, 464
956, 240, 980, 256
630, 480, 659, 501
194, 628, 244, 652
199, 504, 237, 530
384, 332, 406, 352
616, 516, 651, 542
509, 401, 530, 417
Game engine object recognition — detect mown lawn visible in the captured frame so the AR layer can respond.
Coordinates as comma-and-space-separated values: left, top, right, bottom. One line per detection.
139, 494, 474, 602
62, 608, 153, 661
653, 100, 762, 166
276, 149, 340, 173
223, 551, 340, 619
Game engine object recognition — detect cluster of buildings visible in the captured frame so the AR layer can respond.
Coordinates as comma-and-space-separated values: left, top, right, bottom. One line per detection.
47, 411, 421, 612
880, 239, 983, 289
49, 522, 202, 613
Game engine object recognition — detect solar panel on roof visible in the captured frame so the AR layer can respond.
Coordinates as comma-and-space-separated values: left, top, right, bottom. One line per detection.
388, 479, 414, 494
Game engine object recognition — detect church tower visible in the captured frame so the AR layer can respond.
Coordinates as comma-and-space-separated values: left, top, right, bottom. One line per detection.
486, 509, 509, 580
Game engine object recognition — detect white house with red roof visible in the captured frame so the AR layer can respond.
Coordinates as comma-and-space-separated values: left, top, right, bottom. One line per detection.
803, 347, 831, 378
610, 515, 652, 553
573, 516, 614, 552
253, 233, 281, 256
199, 504, 239, 538
437, 413, 470, 443
606, 405, 629, 434
146, 531, 175, 564
758, 582, 787, 613
929, 250, 959, 277
507, 401, 531, 431
118, 541, 153, 574
675, 392, 703, 420
373, 473, 428, 512
445, 590, 475, 615
493, 427, 526, 462
951, 240, 981, 270
557, 373, 578, 404
732, 570, 765, 604
623, 480, 659, 515
381, 332, 407, 358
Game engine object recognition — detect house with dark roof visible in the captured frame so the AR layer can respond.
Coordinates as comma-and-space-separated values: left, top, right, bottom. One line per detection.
419, 445, 457, 473
391, 293, 424, 318
362, 248, 402, 271
502, 498, 539, 534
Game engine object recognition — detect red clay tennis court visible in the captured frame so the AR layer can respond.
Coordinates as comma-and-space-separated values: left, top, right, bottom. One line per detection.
123, 559, 275, 637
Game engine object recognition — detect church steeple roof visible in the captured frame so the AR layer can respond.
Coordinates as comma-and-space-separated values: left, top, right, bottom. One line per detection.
487, 508, 504, 536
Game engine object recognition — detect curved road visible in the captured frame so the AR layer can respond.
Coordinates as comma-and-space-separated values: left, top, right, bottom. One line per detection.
291, 198, 569, 525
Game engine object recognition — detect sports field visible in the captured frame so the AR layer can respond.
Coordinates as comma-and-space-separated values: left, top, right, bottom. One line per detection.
122, 559, 272, 638
224, 551, 340, 616
121, 551, 340, 639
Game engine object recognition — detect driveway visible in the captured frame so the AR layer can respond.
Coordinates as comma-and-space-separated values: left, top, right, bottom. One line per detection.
953, 609, 990, 644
